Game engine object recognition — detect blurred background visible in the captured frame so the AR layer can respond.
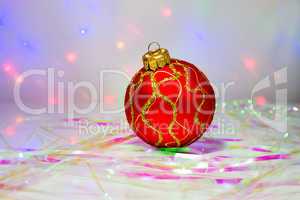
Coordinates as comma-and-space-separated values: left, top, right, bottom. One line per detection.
0, 0, 299, 114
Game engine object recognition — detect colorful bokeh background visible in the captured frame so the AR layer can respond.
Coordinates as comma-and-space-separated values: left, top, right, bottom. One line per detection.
0, 0, 299, 110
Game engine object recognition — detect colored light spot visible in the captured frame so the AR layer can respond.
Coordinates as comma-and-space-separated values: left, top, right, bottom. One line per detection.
160, 147, 190, 156
2, 63, 18, 78
43, 156, 60, 163
65, 52, 77, 63
160, 147, 190, 153
216, 178, 242, 185
293, 106, 299, 111
104, 95, 116, 105
255, 154, 289, 161
48, 97, 59, 105
116, 41, 125, 49
15, 116, 24, 124
243, 57, 256, 71
3, 63, 12, 72
18, 152, 24, 158
20, 40, 34, 51
22, 41, 30, 48
251, 147, 271, 153
255, 96, 267, 106
4, 126, 15, 136
0, 160, 11, 165
161, 7, 172, 17
80, 28, 87, 35
15, 75, 24, 84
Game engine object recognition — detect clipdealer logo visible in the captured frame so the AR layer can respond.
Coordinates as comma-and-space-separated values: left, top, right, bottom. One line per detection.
250, 67, 287, 133
12, 67, 288, 138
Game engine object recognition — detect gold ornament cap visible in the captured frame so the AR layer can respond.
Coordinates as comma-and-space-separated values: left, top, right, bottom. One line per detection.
143, 42, 171, 71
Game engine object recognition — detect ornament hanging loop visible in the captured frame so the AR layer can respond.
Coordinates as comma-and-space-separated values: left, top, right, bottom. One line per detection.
148, 42, 160, 52
143, 42, 171, 71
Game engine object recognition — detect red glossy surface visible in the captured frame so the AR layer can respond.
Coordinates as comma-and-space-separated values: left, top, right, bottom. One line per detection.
125, 59, 215, 147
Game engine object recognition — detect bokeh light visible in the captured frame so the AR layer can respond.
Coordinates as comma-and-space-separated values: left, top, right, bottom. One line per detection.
116, 41, 125, 49
243, 57, 257, 72
80, 28, 88, 35
2, 63, 18, 78
3, 63, 12, 72
15, 75, 24, 84
4, 126, 16, 137
22, 41, 29, 47
255, 96, 267, 106
48, 97, 60, 105
104, 95, 116, 105
15, 116, 24, 124
65, 52, 77, 63
161, 7, 172, 17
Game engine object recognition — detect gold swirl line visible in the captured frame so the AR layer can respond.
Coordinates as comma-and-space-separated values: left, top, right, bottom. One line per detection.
161, 71, 184, 146
129, 85, 135, 129
157, 93, 180, 146
157, 64, 182, 85
139, 72, 165, 146
143, 71, 181, 146
155, 67, 184, 146
175, 60, 212, 139
134, 114, 141, 127
140, 94, 165, 145
174, 120, 193, 143
182, 66, 209, 126
183, 67, 207, 94
128, 71, 150, 129
155, 69, 183, 104
194, 93, 206, 125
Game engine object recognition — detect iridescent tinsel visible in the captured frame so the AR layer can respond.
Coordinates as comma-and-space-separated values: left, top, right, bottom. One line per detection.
0, 100, 299, 199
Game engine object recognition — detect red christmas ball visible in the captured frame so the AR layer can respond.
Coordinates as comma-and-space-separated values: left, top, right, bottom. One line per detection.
125, 44, 215, 147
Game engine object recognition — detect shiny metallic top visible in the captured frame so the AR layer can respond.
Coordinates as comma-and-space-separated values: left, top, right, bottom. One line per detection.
142, 42, 171, 71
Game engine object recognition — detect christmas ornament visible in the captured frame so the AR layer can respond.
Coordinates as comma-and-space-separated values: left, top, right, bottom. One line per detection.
125, 42, 215, 147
